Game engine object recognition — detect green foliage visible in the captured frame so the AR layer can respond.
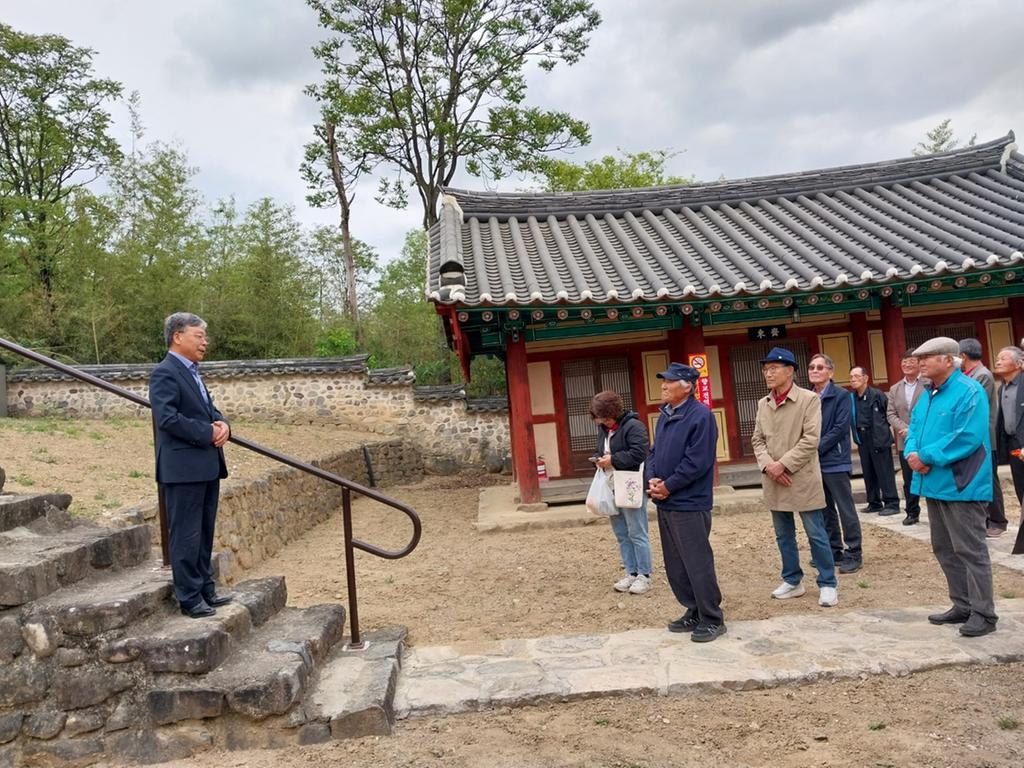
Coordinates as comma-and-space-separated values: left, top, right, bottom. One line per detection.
912, 118, 977, 156
306, 0, 600, 227
315, 325, 359, 356
997, 715, 1019, 731
867, 722, 886, 731
535, 149, 693, 192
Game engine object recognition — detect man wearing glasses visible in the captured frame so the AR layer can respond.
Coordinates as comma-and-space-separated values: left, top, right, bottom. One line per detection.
752, 347, 838, 607
850, 366, 900, 516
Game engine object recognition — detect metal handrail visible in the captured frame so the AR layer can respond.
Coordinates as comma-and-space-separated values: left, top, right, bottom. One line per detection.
0, 337, 422, 648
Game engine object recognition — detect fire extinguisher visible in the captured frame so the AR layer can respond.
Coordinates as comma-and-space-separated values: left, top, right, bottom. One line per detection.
537, 456, 549, 483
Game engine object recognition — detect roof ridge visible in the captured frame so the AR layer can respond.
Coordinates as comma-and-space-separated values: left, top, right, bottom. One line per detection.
445, 133, 1015, 220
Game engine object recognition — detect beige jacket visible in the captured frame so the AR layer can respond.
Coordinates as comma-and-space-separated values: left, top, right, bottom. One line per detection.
886, 377, 924, 452
752, 384, 826, 512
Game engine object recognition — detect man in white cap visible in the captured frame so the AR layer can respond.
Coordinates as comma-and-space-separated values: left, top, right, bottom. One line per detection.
905, 336, 996, 637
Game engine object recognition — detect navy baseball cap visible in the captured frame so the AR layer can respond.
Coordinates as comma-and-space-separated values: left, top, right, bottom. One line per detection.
656, 362, 700, 382
759, 347, 798, 368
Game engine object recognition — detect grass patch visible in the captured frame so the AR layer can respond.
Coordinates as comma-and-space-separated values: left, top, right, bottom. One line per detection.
867, 721, 886, 731
999, 590, 1016, 599
94, 491, 107, 501
997, 715, 1019, 731
31, 447, 58, 464
594, 719, 609, 726
88, 430, 108, 441
857, 580, 871, 589
13, 474, 35, 486
128, 470, 148, 479
101, 498, 122, 510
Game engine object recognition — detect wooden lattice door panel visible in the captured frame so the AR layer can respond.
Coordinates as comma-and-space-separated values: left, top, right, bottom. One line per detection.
904, 323, 977, 352
728, 339, 811, 458
562, 357, 635, 474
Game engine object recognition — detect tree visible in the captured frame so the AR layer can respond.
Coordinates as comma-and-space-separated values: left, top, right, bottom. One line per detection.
305, 224, 378, 321
306, 0, 601, 228
913, 118, 977, 157
0, 24, 122, 340
535, 149, 693, 192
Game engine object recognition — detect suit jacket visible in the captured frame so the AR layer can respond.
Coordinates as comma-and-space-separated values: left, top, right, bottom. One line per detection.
149, 354, 229, 484
887, 377, 924, 452
964, 362, 999, 446
852, 386, 892, 450
996, 374, 1024, 463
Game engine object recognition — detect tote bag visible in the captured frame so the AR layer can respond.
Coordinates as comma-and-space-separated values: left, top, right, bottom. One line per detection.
613, 463, 645, 509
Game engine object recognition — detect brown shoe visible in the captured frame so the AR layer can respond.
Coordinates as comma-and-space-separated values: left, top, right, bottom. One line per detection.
986, 527, 1006, 538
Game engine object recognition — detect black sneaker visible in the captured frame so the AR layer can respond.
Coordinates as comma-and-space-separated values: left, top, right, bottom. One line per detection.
959, 615, 997, 637
878, 506, 900, 516
902, 514, 919, 526
668, 613, 700, 633
691, 623, 727, 643
838, 557, 862, 574
860, 504, 883, 515
927, 607, 970, 625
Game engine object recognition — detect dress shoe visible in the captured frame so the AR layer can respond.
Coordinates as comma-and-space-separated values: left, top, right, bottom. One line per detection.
878, 506, 900, 516
959, 614, 997, 637
860, 504, 883, 515
668, 613, 700, 633
927, 607, 970, 625
986, 526, 1006, 539
180, 600, 216, 618
902, 514, 919, 526
838, 557, 862, 574
203, 593, 233, 607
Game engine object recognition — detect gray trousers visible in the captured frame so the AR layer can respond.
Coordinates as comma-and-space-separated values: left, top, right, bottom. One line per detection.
822, 471, 862, 559
927, 498, 996, 622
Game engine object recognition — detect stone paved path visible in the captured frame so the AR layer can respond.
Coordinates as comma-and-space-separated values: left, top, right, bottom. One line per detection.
394, 599, 1024, 719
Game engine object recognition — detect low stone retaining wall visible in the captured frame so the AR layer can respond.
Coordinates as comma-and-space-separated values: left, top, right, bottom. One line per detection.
118, 439, 424, 581
5, 356, 511, 475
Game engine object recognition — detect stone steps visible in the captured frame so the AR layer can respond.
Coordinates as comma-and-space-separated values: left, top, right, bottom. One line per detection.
0, 493, 72, 533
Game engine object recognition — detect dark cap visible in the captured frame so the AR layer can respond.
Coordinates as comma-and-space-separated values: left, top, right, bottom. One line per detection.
656, 362, 700, 383
759, 346, 798, 368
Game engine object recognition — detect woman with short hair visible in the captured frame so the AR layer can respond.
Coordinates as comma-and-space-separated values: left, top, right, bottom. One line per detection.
590, 390, 652, 594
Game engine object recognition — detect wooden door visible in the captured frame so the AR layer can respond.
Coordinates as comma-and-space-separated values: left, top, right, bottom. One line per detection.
561, 356, 635, 475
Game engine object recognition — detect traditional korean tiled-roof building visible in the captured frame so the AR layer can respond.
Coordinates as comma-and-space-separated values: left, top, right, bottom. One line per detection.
428, 134, 1024, 503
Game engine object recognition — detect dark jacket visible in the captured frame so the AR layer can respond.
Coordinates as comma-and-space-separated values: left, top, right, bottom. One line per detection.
592, 410, 648, 471
851, 386, 893, 450
644, 397, 717, 512
818, 381, 853, 473
150, 354, 229, 485
996, 374, 1024, 462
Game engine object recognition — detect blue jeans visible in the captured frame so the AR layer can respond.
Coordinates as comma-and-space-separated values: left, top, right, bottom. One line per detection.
770, 509, 837, 588
610, 499, 652, 575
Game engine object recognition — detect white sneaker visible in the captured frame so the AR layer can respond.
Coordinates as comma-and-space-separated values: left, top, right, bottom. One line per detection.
818, 586, 838, 607
628, 574, 652, 595
771, 581, 806, 599
614, 573, 636, 592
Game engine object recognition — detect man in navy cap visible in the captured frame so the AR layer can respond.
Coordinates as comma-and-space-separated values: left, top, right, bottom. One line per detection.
752, 347, 838, 607
646, 362, 724, 643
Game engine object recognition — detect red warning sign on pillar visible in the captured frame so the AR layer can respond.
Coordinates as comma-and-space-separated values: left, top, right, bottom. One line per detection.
688, 353, 713, 408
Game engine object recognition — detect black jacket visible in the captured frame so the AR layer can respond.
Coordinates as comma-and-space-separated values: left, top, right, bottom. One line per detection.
852, 386, 893, 451
592, 410, 648, 471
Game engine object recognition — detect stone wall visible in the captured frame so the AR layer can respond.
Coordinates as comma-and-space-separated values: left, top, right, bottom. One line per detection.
5, 356, 510, 473
118, 440, 424, 581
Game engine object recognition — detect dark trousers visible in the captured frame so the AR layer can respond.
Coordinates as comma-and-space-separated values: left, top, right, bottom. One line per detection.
657, 507, 723, 625
162, 480, 220, 608
1009, 453, 1024, 555
861, 446, 899, 509
986, 450, 1008, 530
927, 498, 996, 622
822, 471, 862, 560
897, 452, 921, 517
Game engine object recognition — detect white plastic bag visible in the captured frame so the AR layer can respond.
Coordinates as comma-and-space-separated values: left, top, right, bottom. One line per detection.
585, 468, 618, 517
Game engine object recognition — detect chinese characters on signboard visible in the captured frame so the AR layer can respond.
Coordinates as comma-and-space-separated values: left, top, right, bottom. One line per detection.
688, 353, 713, 408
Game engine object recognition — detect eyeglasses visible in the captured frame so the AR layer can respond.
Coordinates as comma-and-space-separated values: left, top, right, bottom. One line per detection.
807, 365, 831, 371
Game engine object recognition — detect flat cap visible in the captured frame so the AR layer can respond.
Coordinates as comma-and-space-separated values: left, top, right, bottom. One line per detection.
911, 336, 960, 357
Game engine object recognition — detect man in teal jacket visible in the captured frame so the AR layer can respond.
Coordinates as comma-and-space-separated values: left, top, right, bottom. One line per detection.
904, 337, 995, 637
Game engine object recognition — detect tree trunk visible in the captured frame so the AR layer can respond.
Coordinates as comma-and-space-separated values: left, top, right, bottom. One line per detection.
324, 120, 363, 346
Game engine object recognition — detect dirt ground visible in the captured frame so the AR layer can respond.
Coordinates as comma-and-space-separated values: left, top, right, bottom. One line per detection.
6, 417, 1024, 767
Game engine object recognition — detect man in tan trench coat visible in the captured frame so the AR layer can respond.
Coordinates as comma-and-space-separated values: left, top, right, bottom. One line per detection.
752, 347, 839, 607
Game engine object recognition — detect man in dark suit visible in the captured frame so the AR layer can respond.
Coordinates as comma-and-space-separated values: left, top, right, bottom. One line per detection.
150, 312, 232, 618
887, 350, 925, 525
850, 366, 899, 515
995, 346, 1024, 556
960, 338, 1007, 537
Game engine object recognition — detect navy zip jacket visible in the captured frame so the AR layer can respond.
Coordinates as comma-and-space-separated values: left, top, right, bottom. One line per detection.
591, 410, 648, 471
644, 397, 717, 511
818, 381, 853, 474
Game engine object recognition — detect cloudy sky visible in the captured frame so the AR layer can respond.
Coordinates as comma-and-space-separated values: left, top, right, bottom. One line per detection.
7, 0, 1022, 262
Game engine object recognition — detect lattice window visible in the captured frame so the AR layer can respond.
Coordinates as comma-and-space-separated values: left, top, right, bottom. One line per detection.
562, 357, 635, 454
905, 323, 976, 351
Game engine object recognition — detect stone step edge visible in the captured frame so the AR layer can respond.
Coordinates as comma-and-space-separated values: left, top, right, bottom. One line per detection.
0, 492, 72, 533
392, 600, 1024, 719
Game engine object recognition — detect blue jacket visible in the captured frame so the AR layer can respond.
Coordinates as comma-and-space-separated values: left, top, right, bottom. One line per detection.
818, 381, 853, 474
903, 369, 991, 502
150, 354, 229, 485
644, 397, 717, 512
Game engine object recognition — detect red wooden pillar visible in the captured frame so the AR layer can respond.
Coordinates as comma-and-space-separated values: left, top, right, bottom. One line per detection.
1010, 296, 1024, 347
505, 332, 541, 504
850, 311, 872, 377
667, 320, 705, 362
879, 297, 907, 385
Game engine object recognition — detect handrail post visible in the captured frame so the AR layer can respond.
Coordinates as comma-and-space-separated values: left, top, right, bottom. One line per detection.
150, 411, 171, 567
342, 486, 364, 650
